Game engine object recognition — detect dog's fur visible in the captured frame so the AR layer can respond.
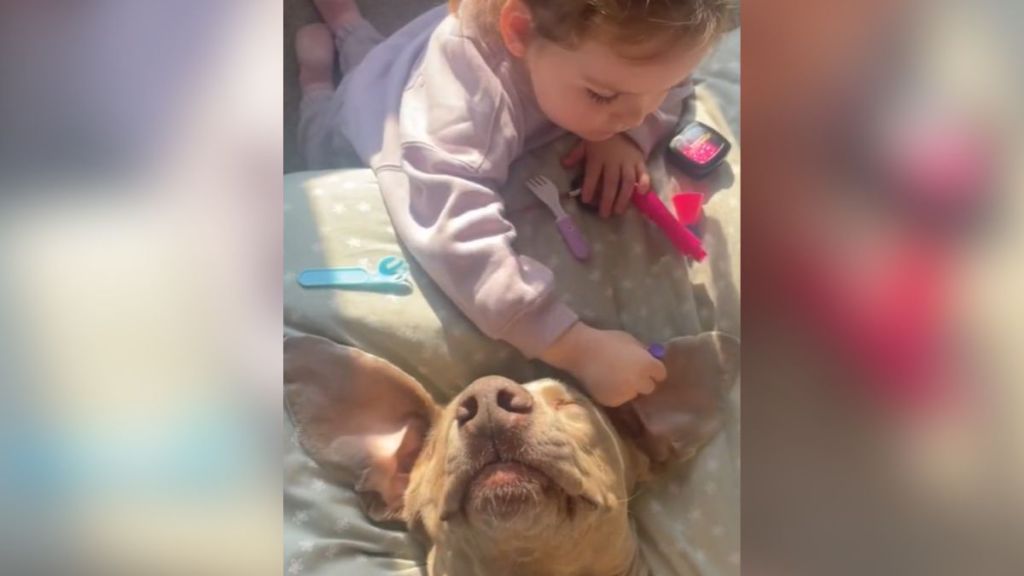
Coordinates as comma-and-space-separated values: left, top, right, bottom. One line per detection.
285, 333, 738, 576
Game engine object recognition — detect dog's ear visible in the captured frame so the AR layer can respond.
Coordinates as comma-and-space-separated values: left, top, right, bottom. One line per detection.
608, 332, 739, 468
621, 434, 653, 493
284, 335, 441, 522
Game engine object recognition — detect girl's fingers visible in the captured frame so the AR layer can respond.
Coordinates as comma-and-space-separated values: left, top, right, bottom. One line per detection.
561, 139, 586, 168
615, 165, 637, 215
600, 164, 619, 218
581, 157, 602, 205
650, 358, 667, 382
636, 164, 651, 194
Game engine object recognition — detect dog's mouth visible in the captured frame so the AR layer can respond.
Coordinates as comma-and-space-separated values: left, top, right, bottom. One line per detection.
464, 461, 553, 518
471, 461, 548, 491
441, 457, 601, 522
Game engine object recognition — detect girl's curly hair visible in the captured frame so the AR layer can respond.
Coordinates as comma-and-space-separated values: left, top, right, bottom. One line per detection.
450, 0, 738, 54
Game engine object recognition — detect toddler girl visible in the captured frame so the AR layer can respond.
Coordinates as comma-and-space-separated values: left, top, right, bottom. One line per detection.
296, 0, 737, 406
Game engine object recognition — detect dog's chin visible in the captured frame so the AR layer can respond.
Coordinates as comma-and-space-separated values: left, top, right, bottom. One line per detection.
465, 462, 554, 521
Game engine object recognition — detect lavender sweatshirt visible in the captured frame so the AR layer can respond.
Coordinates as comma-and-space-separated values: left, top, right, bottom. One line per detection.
335, 5, 690, 357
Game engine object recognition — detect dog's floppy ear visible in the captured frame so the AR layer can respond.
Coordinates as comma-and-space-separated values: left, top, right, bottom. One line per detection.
608, 332, 740, 468
284, 335, 441, 522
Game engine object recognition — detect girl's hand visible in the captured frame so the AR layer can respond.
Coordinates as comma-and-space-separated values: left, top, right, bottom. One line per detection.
562, 135, 651, 219
541, 322, 666, 407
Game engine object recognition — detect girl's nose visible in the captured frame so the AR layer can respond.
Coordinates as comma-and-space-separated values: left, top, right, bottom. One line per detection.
614, 101, 648, 132
628, 91, 672, 130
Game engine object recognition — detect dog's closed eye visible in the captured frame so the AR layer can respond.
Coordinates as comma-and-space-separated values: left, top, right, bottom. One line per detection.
554, 398, 579, 409
538, 387, 581, 410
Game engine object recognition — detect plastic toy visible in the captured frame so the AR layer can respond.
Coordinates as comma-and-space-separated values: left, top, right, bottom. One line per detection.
667, 121, 731, 178
298, 256, 412, 294
526, 175, 591, 261
632, 190, 707, 261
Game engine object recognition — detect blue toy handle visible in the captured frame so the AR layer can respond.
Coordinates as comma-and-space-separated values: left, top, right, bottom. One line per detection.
297, 267, 375, 288
296, 257, 412, 294
377, 255, 408, 278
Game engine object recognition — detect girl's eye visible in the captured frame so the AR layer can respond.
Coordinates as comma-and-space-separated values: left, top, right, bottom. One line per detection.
586, 88, 619, 105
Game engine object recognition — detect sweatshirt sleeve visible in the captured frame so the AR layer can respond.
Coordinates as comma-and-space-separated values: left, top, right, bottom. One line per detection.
376, 46, 577, 358
624, 79, 695, 158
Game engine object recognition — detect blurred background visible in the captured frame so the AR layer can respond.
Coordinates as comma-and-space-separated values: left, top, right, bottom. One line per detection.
743, 0, 1024, 574
0, 0, 1020, 575
0, 1, 283, 575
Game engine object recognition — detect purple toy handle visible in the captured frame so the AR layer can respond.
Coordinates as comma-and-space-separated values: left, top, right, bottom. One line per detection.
556, 216, 591, 261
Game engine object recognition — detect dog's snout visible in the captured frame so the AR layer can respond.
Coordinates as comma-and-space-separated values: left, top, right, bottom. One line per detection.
456, 377, 533, 430
496, 386, 532, 413
456, 395, 478, 425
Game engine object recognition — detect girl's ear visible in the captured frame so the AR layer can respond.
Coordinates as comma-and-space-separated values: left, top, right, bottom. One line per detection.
499, 0, 534, 58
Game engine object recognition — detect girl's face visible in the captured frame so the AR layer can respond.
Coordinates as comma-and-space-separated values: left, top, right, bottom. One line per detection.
523, 35, 711, 142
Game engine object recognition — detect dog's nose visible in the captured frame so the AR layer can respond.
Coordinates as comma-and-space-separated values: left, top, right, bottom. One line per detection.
456, 377, 533, 428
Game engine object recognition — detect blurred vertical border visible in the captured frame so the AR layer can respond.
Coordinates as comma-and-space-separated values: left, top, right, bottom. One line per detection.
1, 1, 283, 575
742, 0, 1024, 574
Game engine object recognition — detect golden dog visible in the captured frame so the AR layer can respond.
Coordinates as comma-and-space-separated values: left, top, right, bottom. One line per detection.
285, 333, 738, 576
